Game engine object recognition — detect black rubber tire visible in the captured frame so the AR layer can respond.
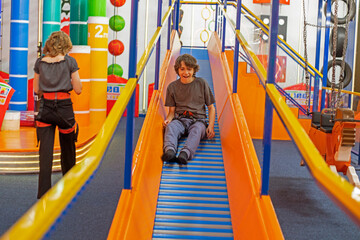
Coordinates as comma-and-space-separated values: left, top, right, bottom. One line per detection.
321, 59, 352, 88
329, 26, 346, 58
324, 0, 356, 24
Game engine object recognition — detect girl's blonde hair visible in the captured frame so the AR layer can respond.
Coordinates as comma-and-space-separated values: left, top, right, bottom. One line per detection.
43, 31, 73, 57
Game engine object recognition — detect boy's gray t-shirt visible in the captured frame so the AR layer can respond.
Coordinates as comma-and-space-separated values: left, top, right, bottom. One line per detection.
165, 77, 215, 119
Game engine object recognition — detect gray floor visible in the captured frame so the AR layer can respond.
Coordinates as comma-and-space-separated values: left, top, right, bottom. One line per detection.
0, 116, 144, 240
253, 139, 360, 240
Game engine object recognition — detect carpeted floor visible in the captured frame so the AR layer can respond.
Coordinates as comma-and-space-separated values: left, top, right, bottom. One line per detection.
253, 139, 360, 240
0, 116, 145, 240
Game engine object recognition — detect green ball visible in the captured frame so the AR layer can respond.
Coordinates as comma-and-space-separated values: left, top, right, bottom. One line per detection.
109, 15, 125, 32
108, 64, 123, 77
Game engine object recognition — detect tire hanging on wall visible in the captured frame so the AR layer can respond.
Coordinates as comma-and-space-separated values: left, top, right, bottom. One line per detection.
323, 0, 356, 24
321, 59, 352, 88
329, 26, 346, 58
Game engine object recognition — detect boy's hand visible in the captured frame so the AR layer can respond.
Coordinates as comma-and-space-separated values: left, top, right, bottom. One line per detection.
163, 119, 171, 127
206, 126, 215, 139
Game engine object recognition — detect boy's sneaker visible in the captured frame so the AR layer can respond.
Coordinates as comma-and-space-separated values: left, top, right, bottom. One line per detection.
161, 149, 176, 163
178, 151, 188, 165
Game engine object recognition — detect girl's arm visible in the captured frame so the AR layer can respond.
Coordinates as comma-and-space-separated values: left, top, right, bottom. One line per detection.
71, 70, 82, 95
33, 73, 40, 94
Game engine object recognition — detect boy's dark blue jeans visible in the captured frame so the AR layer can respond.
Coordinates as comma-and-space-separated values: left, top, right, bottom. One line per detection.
163, 118, 206, 160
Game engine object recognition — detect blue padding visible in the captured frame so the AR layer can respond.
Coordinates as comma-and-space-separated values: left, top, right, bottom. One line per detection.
9, 103, 27, 111
161, 176, 226, 181
198, 59, 214, 85
197, 142, 221, 146
188, 155, 222, 158
157, 198, 229, 205
156, 205, 230, 212
190, 150, 223, 154
180, 48, 209, 60
10, 23, 29, 48
162, 166, 225, 172
164, 163, 224, 169
159, 192, 228, 199
11, 0, 29, 20
8, 76, 27, 93
155, 211, 231, 218
160, 182, 226, 187
161, 171, 225, 177
9, 51, 28, 75
152, 234, 233, 239
185, 163, 224, 167
159, 186, 227, 193
154, 225, 233, 233
198, 146, 222, 150
155, 218, 232, 225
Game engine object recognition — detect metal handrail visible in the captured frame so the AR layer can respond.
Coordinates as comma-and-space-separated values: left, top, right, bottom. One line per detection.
274, 83, 308, 115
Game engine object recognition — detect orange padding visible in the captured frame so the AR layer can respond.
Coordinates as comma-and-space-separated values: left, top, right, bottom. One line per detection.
107, 30, 181, 239
59, 123, 76, 134
43, 92, 71, 100
207, 32, 284, 239
36, 121, 51, 127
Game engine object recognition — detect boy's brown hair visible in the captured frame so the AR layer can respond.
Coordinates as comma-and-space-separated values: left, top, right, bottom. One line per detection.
174, 54, 200, 75
43, 31, 73, 57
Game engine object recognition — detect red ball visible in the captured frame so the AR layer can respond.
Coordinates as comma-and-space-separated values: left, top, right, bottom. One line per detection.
108, 40, 124, 56
110, 0, 126, 7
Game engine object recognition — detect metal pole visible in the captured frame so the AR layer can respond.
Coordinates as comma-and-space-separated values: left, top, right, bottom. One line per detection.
321, 0, 332, 110
154, 0, 163, 90
9, 0, 30, 111
261, 0, 280, 196
232, 0, 241, 93
167, 0, 171, 50
42, 0, 61, 43
221, 0, 227, 52
215, 3, 218, 33
37, 0, 43, 57
142, 0, 150, 112
175, 0, 180, 32
70, 0, 88, 45
124, 0, 139, 190
313, 0, 323, 112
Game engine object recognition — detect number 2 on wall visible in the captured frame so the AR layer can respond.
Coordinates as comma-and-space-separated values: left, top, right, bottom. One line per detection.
95, 25, 103, 38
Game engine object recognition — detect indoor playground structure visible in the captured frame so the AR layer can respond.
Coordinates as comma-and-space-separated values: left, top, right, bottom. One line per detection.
1, 0, 360, 239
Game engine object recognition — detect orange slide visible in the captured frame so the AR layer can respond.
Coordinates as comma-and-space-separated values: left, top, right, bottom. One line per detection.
107, 31, 283, 239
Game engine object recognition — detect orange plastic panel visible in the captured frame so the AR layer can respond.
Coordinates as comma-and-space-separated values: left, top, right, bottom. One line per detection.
208, 33, 284, 239
249, 55, 286, 83
224, 50, 310, 140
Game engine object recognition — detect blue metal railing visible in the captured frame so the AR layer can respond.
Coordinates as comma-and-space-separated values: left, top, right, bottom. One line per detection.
274, 83, 308, 115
